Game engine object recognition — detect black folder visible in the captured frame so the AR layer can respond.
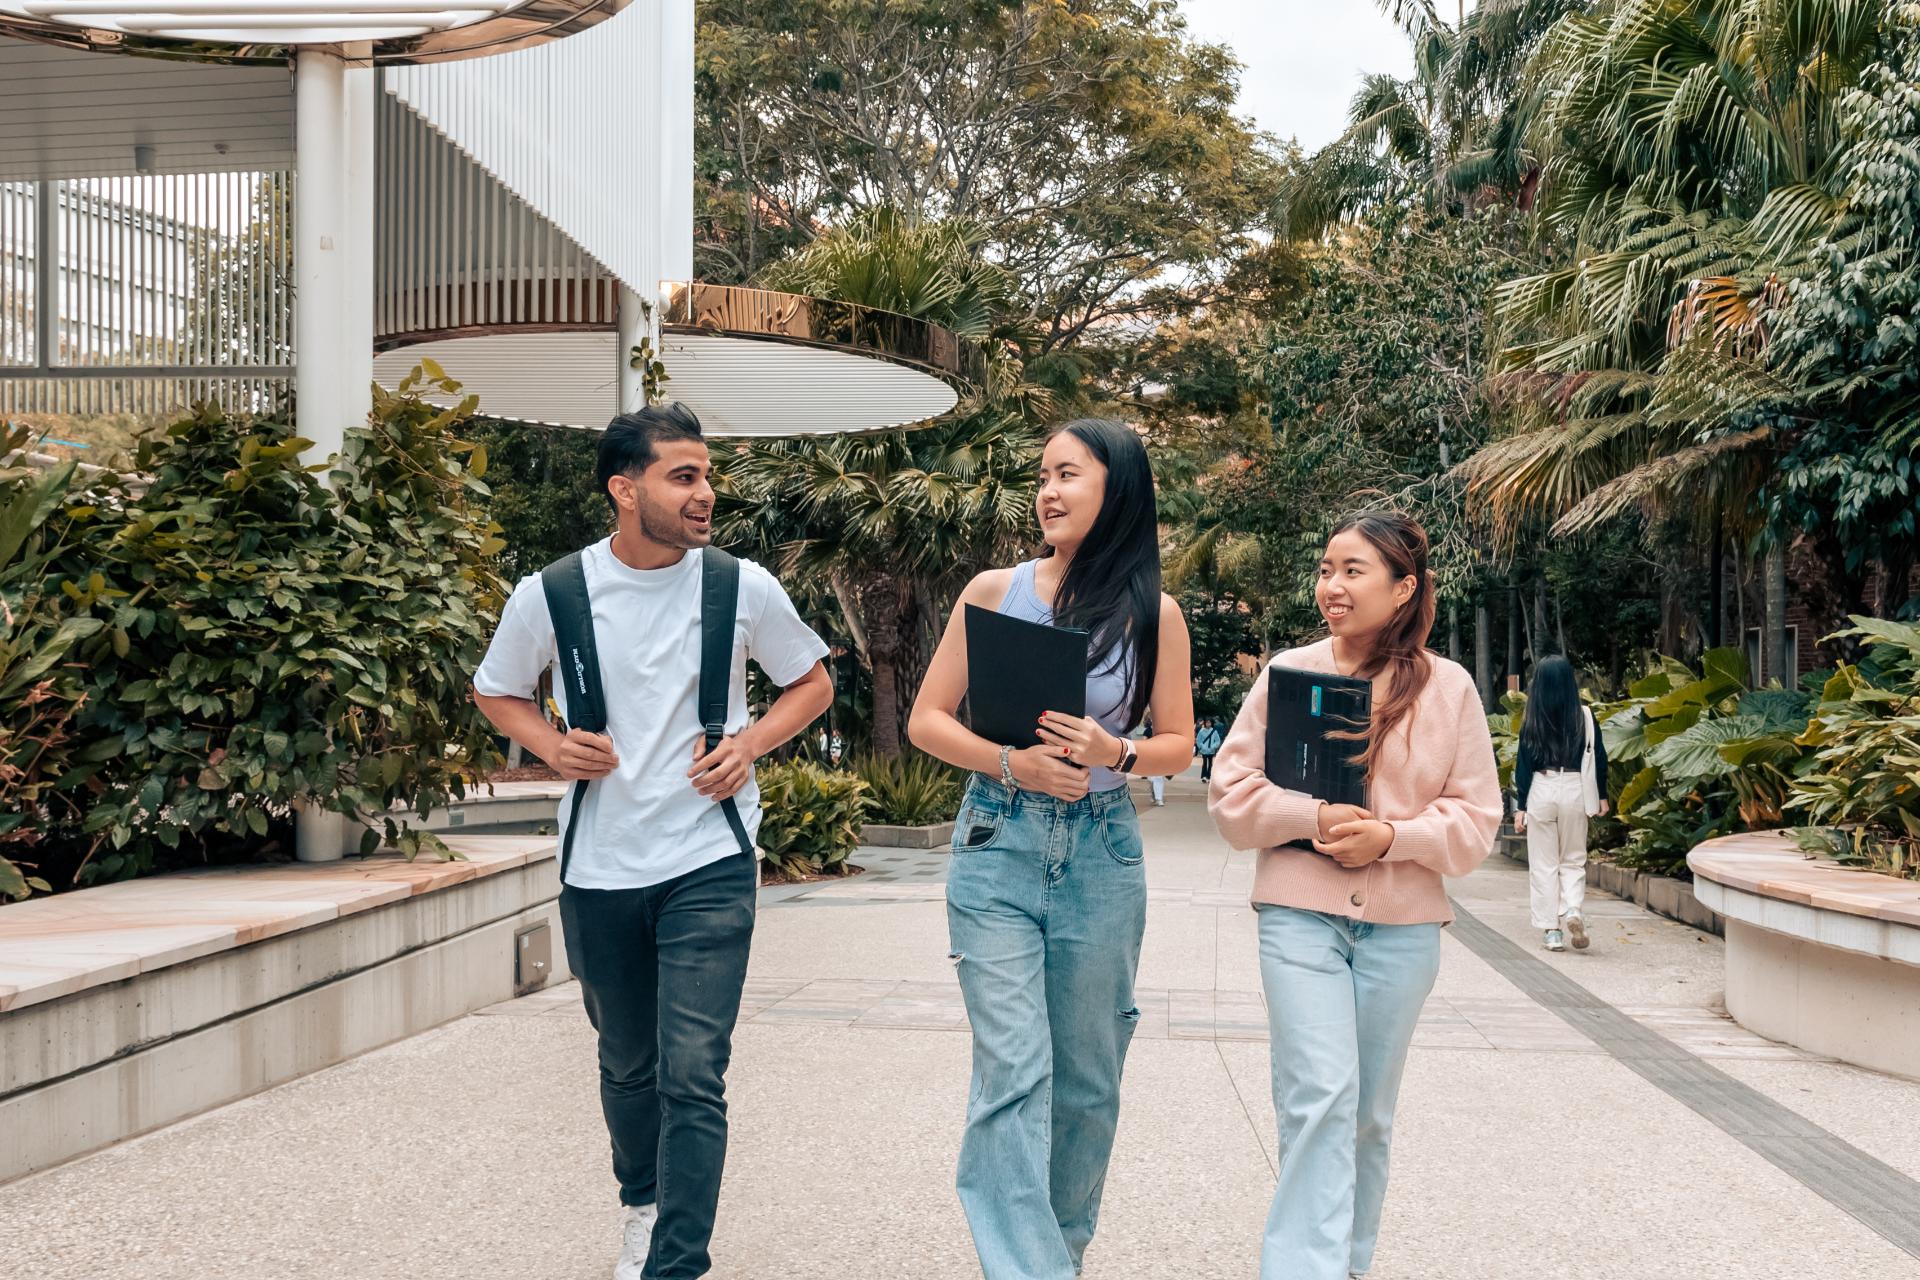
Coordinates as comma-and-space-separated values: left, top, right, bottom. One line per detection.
1264, 665, 1372, 808
964, 605, 1089, 749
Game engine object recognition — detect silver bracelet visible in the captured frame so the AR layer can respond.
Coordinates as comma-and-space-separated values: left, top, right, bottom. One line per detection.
999, 743, 1017, 792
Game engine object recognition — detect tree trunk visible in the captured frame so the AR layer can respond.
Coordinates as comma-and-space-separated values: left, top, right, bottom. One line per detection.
1734, 540, 1748, 653
1879, 546, 1916, 619
1765, 542, 1788, 687
1532, 578, 1549, 660
870, 651, 903, 758
1506, 584, 1521, 694
1708, 500, 1725, 650
1554, 590, 1566, 656
1659, 572, 1686, 658
1475, 602, 1493, 711
1447, 602, 1460, 663
858, 573, 914, 759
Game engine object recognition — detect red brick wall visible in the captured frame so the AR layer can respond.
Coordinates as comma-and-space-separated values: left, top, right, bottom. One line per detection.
1781, 543, 1920, 681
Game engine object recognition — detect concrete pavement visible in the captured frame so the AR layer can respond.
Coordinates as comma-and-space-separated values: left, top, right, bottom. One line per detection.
5, 771, 1918, 1279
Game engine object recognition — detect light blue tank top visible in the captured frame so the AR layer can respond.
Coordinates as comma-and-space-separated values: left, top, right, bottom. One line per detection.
998, 559, 1138, 793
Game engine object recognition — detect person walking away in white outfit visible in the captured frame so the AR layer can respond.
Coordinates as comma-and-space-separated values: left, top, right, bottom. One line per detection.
1513, 655, 1610, 952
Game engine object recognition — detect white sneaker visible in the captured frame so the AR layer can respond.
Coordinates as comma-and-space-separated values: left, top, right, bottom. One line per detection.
614, 1204, 657, 1280
1544, 929, 1566, 952
1566, 914, 1590, 950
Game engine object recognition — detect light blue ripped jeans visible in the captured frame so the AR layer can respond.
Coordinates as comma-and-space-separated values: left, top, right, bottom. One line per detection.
946, 776, 1148, 1280
1256, 904, 1441, 1280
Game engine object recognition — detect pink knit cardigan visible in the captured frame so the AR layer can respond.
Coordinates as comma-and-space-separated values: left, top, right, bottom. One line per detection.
1207, 638, 1502, 925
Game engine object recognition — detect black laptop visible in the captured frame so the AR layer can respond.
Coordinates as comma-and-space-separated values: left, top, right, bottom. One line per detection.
964, 605, 1089, 749
1264, 664, 1372, 809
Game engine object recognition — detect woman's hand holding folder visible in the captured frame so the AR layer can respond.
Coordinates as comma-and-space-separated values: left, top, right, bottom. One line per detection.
1312, 801, 1395, 868
1010, 742, 1093, 802
1035, 711, 1122, 771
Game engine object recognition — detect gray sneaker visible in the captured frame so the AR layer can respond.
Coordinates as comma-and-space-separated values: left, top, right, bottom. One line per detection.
1544, 929, 1566, 952
1566, 913, 1590, 950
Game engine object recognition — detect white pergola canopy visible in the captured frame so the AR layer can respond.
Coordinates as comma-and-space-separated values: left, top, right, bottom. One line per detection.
372, 330, 961, 437
5, 0, 526, 45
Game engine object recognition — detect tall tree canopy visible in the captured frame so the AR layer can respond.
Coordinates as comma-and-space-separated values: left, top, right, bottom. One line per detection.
695, 0, 1283, 349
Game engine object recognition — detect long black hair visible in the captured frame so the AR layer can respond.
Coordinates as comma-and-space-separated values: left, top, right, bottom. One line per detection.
1045, 418, 1161, 731
1520, 655, 1586, 769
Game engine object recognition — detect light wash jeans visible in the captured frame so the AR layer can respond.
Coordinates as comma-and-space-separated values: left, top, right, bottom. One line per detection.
947, 776, 1148, 1280
1256, 904, 1441, 1280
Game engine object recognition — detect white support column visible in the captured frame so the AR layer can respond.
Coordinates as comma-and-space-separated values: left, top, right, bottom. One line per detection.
617, 285, 649, 414
344, 48, 377, 408
293, 47, 376, 863
294, 48, 353, 478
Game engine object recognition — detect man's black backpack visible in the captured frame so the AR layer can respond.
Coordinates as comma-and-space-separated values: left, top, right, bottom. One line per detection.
540, 545, 755, 879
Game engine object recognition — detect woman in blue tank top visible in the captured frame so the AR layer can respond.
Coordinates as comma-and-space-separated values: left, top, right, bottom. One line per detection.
909, 418, 1195, 1280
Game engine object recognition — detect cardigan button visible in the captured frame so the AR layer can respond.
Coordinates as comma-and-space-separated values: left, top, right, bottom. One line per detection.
1350, 892, 1364, 907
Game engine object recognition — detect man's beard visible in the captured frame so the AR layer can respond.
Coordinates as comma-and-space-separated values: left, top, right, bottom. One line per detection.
636, 493, 709, 549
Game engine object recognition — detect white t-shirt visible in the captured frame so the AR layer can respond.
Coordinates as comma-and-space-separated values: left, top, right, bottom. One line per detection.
473, 539, 829, 889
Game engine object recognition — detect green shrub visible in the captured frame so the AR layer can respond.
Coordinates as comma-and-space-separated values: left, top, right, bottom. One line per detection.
756, 759, 869, 879
1789, 618, 1920, 881
0, 442, 99, 900
9, 365, 507, 892
1486, 689, 1525, 797
853, 750, 965, 827
1602, 648, 1815, 877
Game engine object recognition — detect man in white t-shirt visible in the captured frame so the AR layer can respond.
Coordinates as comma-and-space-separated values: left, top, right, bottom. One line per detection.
472, 403, 831, 1280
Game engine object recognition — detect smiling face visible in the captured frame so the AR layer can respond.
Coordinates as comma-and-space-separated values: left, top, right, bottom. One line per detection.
1317, 528, 1416, 642
608, 438, 715, 550
1036, 431, 1108, 552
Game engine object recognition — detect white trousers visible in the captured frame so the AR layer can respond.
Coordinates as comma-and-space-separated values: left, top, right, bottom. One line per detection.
1525, 771, 1588, 930
1149, 775, 1166, 804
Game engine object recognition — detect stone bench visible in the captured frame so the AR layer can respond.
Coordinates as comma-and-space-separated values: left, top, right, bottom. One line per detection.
1688, 831, 1920, 1081
0, 834, 567, 1184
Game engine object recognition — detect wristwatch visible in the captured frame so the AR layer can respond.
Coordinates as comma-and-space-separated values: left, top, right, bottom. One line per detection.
999, 743, 1017, 791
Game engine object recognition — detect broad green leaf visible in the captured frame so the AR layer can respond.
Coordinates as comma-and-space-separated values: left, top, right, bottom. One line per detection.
1647, 715, 1771, 780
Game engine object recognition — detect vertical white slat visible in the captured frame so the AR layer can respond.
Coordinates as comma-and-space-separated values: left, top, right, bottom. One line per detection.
462, 145, 475, 330
411, 119, 424, 335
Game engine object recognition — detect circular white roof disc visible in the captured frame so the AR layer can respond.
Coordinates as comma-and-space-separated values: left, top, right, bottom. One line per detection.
2, 0, 528, 43
370, 331, 960, 436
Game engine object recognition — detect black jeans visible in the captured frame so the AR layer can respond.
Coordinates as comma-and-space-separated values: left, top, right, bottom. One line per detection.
559, 852, 757, 1279
1200, 753, 1215, 782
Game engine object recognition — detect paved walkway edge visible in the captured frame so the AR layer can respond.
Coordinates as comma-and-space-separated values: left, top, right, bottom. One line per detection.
1448, 899, 1920, 1260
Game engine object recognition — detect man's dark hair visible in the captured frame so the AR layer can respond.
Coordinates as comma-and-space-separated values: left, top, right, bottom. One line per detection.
596, 402, 705, 516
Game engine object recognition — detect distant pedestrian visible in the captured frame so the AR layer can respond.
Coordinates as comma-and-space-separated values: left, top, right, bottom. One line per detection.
1140, 714, 1167, 805
1514, 655, 1610, 953
1195, 716, 1223, 782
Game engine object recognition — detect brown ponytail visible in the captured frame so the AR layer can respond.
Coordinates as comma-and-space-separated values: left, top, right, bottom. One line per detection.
1326, 511, 1438, 779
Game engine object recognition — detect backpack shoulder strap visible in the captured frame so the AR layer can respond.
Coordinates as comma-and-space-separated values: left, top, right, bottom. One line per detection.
540, 550, 607, 735
539, 549, 605, 881
698, 546, 740, 744
699, 546, 755, 857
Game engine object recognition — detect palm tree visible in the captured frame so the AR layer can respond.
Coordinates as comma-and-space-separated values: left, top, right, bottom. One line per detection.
713, 210, 1049, 756
1283, 0, 1586, 237
1463, 0, 1897, 548
714, 411, 1041, 757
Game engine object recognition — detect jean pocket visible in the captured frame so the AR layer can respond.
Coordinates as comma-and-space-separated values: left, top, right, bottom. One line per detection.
950, 802, 1003, 853
1100, 809, 1145, 865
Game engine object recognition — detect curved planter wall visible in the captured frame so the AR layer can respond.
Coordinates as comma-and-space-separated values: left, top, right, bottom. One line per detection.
1689, 831, 1920, 1082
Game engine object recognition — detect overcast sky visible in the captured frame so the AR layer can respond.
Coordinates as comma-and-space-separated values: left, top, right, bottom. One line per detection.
1178, 0, 1470, 152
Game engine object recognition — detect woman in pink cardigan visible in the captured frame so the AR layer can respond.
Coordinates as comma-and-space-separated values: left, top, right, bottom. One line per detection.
1208, 512, 1501, 1280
